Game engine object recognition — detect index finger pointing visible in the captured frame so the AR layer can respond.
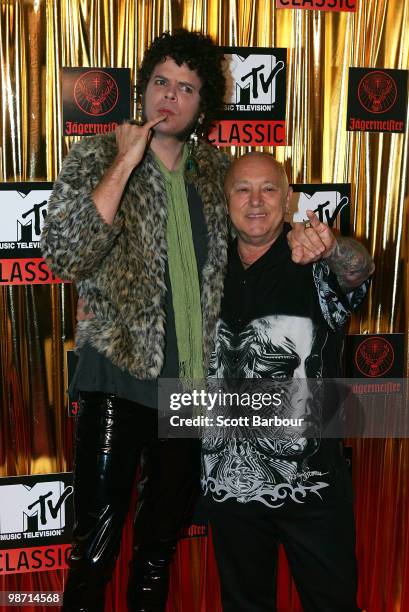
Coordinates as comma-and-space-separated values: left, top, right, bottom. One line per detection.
145, 114, 167, 129
306, 208, 335, 250
306, 209, 321, 228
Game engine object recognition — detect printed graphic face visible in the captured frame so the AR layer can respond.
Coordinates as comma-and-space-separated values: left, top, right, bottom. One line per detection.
225, 155, 292, 246
251, 316, 323, 428
144, 57, 202, 141
204, 315, 328, 506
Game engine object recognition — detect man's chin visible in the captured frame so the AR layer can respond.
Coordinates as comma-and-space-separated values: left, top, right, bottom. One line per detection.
152, 122, 192, 143
241, 229, 269, 242
239, 228, 284, 246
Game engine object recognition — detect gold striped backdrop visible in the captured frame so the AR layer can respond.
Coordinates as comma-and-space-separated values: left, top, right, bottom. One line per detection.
0, 1, 408, 610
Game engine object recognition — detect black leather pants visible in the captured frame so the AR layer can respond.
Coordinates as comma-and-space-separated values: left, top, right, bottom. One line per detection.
62, 392, 200, 612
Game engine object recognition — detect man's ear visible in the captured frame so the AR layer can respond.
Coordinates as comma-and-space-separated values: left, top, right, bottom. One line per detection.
224, 194, 229, 216
285, 186, 293, 213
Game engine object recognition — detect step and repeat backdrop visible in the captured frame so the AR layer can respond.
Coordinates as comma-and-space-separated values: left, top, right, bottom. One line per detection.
0, 1, 408, 611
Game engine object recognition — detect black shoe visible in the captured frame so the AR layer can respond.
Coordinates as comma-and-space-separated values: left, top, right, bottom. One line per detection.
127, 540, 177, 612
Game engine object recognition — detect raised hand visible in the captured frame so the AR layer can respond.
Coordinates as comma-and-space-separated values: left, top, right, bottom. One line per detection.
287, 209, 337, 265
114, 115, 167, 170
91, 115, 166, 225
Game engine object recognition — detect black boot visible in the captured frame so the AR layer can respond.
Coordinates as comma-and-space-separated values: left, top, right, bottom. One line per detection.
126, 439, 200, 612
127, 539, 177, 612
63, 392, 145, 611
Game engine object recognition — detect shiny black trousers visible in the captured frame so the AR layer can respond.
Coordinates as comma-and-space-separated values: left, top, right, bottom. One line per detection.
63, 392, 200, 612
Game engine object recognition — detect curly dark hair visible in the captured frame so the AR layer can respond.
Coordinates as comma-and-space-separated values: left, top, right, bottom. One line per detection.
137, 29, 225, 137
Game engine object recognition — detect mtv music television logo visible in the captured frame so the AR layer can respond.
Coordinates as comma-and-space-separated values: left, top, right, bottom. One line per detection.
0, 473, 73, 548
290, 184, 351, 234
0, 184, 53, 249
210, 47, 287, 146
227, 53, 284, 109
0, 183, 61, 285
221, 48, 286, 118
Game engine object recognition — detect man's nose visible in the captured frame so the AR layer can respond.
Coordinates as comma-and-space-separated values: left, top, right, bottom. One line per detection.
164, 85, 177, 100
249, 189, 261, 206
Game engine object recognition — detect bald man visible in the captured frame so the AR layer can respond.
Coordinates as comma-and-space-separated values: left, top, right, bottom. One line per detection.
201, 153, 373, 612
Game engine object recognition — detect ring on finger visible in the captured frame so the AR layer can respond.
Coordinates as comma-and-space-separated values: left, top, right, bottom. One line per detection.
304, 220, 313, 229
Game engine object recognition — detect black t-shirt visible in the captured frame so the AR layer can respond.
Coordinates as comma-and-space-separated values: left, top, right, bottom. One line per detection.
202, 224, 369, 509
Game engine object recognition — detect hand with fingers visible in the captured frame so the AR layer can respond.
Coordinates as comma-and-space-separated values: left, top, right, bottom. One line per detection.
114, 115, 167, 170
90, 114, 167, 225
287, 209, 337, 265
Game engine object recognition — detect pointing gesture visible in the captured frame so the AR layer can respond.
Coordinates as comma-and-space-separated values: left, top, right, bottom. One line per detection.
287, 209, 337, 265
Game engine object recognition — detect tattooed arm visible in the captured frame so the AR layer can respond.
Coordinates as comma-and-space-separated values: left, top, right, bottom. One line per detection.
324, 237, 375, 292
287, 209, 374, 291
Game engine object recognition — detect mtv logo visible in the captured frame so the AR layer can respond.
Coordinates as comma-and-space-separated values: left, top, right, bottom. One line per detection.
292, 191, 349, 227
0, 481, 73, 534
0, 187, 52, 243
17, 219, 33, 242
227, 53, 284, 105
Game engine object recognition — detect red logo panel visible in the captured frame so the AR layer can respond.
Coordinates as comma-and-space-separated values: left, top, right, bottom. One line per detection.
208, 120, 286, 146
347, 67, 407, 133
276, 0, 356, 12
74, 70, 119, 117
0, 544, 71, 574
355, 337, 395, 378
357, 71, 397, 114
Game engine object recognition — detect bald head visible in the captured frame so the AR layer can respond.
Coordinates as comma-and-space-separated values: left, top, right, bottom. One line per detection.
225, 152, 289, 196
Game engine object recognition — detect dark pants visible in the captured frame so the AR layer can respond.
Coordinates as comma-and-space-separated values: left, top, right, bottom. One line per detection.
206, 468, 359, 612
63, 392, 200, 612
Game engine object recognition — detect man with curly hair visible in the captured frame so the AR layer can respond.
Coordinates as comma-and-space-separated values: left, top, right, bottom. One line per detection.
42, 29, 228, 612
